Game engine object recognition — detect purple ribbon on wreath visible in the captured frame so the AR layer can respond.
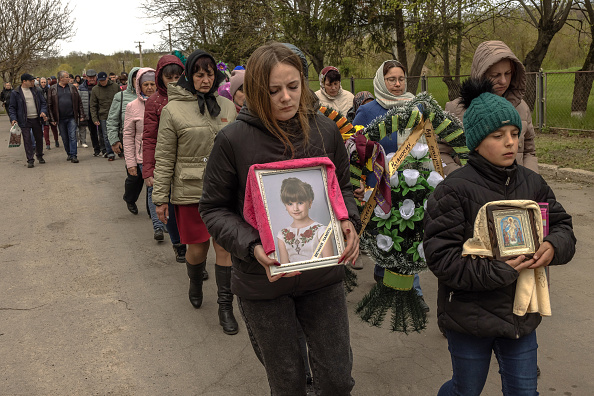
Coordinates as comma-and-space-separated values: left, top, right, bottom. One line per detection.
354, 134, 392, 214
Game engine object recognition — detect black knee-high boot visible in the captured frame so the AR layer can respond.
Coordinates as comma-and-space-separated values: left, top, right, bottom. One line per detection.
186, 260, 206, 308
215, 265, 238, 335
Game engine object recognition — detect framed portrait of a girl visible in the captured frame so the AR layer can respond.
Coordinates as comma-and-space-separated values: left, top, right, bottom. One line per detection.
244, 159, 347, 275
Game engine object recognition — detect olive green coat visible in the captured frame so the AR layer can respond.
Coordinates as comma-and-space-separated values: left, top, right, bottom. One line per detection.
152, 83, 237, 206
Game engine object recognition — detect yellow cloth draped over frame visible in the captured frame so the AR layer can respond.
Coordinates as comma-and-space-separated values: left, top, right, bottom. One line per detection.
462, 200, 551, 317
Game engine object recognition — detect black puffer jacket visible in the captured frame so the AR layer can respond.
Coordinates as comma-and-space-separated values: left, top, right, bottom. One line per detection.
200, 107, 360, 300
423, 152, 576, 338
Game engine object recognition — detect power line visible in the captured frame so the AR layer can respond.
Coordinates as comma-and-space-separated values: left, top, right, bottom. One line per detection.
135, 41, 145, 67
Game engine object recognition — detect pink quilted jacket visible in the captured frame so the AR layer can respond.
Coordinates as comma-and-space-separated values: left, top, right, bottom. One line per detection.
123, 67, 155, 168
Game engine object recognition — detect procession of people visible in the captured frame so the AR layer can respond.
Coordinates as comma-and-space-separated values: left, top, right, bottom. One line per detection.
3, 40, 577, 395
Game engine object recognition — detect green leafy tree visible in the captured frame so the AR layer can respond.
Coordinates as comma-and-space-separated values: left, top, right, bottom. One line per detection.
359, 0, 408, 70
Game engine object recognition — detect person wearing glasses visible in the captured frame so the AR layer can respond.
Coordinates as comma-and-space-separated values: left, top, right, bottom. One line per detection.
351, 60, 431, 312
352, 60, 414, 127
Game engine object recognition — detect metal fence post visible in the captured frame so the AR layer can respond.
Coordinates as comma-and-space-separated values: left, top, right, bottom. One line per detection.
350, 76, 355, 94
421, 73, 428, 92
538, 69, 545, 130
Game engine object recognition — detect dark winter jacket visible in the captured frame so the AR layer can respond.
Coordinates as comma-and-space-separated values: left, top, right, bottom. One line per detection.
90, 80, 121, 123
199, 108, 361, 300
8, 86, 48, 128
1, 88, 12, 108
423, 152, 576, 339
47, 83, 84, 124
142, 55, 184, 179
37, 85, 50, 126
78, 80, 95, 121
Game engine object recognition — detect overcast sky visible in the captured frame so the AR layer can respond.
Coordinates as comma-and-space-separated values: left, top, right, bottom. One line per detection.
57, 0, 166, 56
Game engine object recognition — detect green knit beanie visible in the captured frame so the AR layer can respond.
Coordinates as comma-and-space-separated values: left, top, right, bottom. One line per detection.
461, 79, 522, 152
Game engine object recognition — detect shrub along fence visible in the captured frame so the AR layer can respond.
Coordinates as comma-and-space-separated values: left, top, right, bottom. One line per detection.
310, 70, 594, 133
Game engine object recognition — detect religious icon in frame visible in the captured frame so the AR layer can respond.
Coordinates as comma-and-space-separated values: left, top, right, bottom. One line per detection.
487, 205, 540, 261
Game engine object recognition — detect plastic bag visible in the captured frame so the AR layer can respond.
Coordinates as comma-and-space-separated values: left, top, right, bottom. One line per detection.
9, 123, 21, 148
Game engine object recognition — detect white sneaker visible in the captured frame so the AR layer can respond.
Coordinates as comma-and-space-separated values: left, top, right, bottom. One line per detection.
82, 143, 88, 148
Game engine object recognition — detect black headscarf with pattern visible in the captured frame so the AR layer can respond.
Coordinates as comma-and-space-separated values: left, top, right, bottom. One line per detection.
176, 49, 225, 117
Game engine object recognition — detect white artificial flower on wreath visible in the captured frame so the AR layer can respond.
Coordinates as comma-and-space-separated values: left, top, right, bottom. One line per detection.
403, 169, 420, 187
390, 172, 400, 188
417, 242, 426, 261
374, 205, 391, 220
427, 171, 444, 188
376, 234, 393, 252
399, 199, 415, 220
410, 143, 429, 159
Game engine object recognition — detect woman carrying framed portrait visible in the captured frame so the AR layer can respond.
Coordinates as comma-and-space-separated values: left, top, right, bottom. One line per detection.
199, 42, 360, 395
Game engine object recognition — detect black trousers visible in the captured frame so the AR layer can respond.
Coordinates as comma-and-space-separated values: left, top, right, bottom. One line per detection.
238, 282, 354, 395
88, 123, 100, 154
22, 118, 44, 162
123, 165, 144, 204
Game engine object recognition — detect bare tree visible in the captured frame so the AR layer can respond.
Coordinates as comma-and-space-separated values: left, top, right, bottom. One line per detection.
143, 0, 361, 74
436, 0, 508, 100
517, 0, 574, 109
571, 0, 594, 117
142, 0, 276, 64
0, 0, 75, 84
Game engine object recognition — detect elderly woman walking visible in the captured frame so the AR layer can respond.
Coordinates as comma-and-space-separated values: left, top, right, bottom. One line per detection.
152, 49, 239, 335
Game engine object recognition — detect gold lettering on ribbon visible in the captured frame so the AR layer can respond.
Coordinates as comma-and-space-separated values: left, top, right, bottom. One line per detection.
424, 121, 444, 177
358, 118, 442, 235
387, 125, 425, 177
311, 223, 334, 259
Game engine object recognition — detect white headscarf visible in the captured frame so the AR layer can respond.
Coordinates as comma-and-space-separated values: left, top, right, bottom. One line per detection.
373, 60, 415, 109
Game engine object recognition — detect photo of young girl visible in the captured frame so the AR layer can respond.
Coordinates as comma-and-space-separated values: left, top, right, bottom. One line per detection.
277, 177, 335, 263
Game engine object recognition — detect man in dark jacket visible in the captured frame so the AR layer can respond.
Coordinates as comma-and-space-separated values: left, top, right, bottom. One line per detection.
1, 82, 12, 113
90, 71, 120, 160
8, 74, 48, 168
79, 69, 102, 156
47, 71, 85, 163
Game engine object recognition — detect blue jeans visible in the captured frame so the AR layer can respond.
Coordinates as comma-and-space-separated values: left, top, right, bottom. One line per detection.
99, 120, 113, 156
167, 201, 181, 244
147, 186, 165, 231
58, 117, 77, 157
138, 165, 164, 232
438, 330, 539, 396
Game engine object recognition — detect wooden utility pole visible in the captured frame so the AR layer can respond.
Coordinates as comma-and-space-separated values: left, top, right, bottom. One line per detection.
135, 41, 145, 67
168, 24, 172, 53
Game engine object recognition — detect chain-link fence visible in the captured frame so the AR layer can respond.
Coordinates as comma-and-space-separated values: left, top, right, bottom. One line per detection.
315, 70, 594, 132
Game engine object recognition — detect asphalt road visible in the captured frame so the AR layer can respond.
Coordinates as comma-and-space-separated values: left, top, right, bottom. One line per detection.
1, 115, 592, 395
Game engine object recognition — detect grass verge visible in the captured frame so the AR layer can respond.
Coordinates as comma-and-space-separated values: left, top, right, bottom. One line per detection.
535, 130, 594, 172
